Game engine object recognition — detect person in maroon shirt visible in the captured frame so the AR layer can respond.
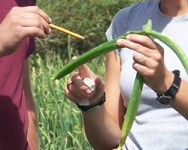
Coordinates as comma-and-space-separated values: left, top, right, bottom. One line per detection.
0, 0, 52, 149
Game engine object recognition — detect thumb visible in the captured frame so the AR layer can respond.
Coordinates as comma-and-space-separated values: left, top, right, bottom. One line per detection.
72, 56, 96, 79
78, 64, 95, 79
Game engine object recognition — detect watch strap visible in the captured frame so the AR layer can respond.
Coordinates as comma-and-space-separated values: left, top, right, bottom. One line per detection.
76, 92, 106, 112
156, 70, 181, 104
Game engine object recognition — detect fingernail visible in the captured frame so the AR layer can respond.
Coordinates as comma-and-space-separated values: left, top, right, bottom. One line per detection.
48, 28, 51, 34
48, 17, 52, 23
86, 89, 92, 94
116, 39, 123, 45
126, 35, 131, 40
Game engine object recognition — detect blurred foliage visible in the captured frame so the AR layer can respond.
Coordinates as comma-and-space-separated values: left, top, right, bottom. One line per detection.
36, 0, 134, 58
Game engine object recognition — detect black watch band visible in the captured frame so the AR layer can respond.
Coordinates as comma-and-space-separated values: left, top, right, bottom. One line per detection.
76, 92, 106, 112
156, 70, 181, 105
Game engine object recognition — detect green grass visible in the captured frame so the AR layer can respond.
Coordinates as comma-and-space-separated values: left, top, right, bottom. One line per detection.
30, 53, 103, 149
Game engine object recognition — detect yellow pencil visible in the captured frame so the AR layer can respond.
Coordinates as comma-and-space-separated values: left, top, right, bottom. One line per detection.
49, 24, 85, 40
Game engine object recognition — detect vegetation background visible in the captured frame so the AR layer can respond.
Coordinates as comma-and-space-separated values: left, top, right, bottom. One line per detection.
31, 0, 141, 149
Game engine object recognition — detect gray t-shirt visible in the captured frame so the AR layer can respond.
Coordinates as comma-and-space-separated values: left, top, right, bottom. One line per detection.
106, 0, 188, 149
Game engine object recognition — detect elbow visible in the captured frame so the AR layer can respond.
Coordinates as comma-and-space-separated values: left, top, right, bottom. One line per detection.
88, 135, 120, 150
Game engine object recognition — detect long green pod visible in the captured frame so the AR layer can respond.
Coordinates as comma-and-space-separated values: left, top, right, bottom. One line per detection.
51, 31, 144, 80
115, 73, 144, 150
51, 36, 122, 80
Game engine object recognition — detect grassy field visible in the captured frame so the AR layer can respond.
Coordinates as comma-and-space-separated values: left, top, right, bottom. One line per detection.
31, 0, 137, 149
30, 54, 100, 150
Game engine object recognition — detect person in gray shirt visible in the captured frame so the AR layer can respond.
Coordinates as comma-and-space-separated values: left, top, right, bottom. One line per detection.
64, 0, 188, 149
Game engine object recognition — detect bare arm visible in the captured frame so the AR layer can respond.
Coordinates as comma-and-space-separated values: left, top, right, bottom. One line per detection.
65, 51, 126, 149
83, 51, 126, 149
170, 79, 188, 119
23, 59, 39, 150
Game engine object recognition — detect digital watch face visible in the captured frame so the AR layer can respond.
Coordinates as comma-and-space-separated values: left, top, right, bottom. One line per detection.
157, 95, 173, 105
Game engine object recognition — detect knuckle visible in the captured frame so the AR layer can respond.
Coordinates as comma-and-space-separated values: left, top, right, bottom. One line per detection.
135, 43, 141, 51
32, 29, 46, 39
11, 17, 19, 24
141, 37, 149, 45
15, 25, 21, 32
14, 26, 23, 38
72, 72, 79, 79
11, 6, 19, 12
148, 69, 157, 77
154, 53, 162, 62
34, 20, 41, 28
9, 11, 18, 19
33, 6, 40, 12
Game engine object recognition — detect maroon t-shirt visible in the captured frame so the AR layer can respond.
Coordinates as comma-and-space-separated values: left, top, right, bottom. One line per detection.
0, 0, 36, 150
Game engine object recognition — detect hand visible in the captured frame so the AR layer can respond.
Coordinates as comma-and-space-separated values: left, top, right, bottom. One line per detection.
116, 34, 174, 93
64, 64, 105, 105
0, 6, 51, 57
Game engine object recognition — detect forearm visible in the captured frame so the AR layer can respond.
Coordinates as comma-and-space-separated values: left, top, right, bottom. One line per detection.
23, 59, 39, 150
82, 105, 121, 150
26, 101, 39, 150
170, 79, 188, 119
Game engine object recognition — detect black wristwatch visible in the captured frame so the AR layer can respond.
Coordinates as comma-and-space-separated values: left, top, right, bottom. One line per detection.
156, 70, 181, 105
76, 92, 106, 112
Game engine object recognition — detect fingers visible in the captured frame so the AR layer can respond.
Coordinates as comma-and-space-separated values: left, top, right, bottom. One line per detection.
9, 6, 51, 38
117, 34, 157, 58
16, 12, 51, 34
64, 56, 104, 104
126, 34, 156, 50
15, 17, 50, 38
64, 72, 93, 103
72, 73, 93, 94
77, 63, 97, 80
65, 72, 104, 105
17, 26, 47, 39
71, 56, 95, 79
12, 6, 51, 23
116, 34, 164, 63
133, 52, 146, 64
65, 81, 90, 104
0, 6, 51, 56
116, 34, 165, 78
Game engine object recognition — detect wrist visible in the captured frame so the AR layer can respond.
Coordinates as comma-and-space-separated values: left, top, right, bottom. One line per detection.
154, 70, 174, 94
75, 92, 106, 112
156, 70, 181, 105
